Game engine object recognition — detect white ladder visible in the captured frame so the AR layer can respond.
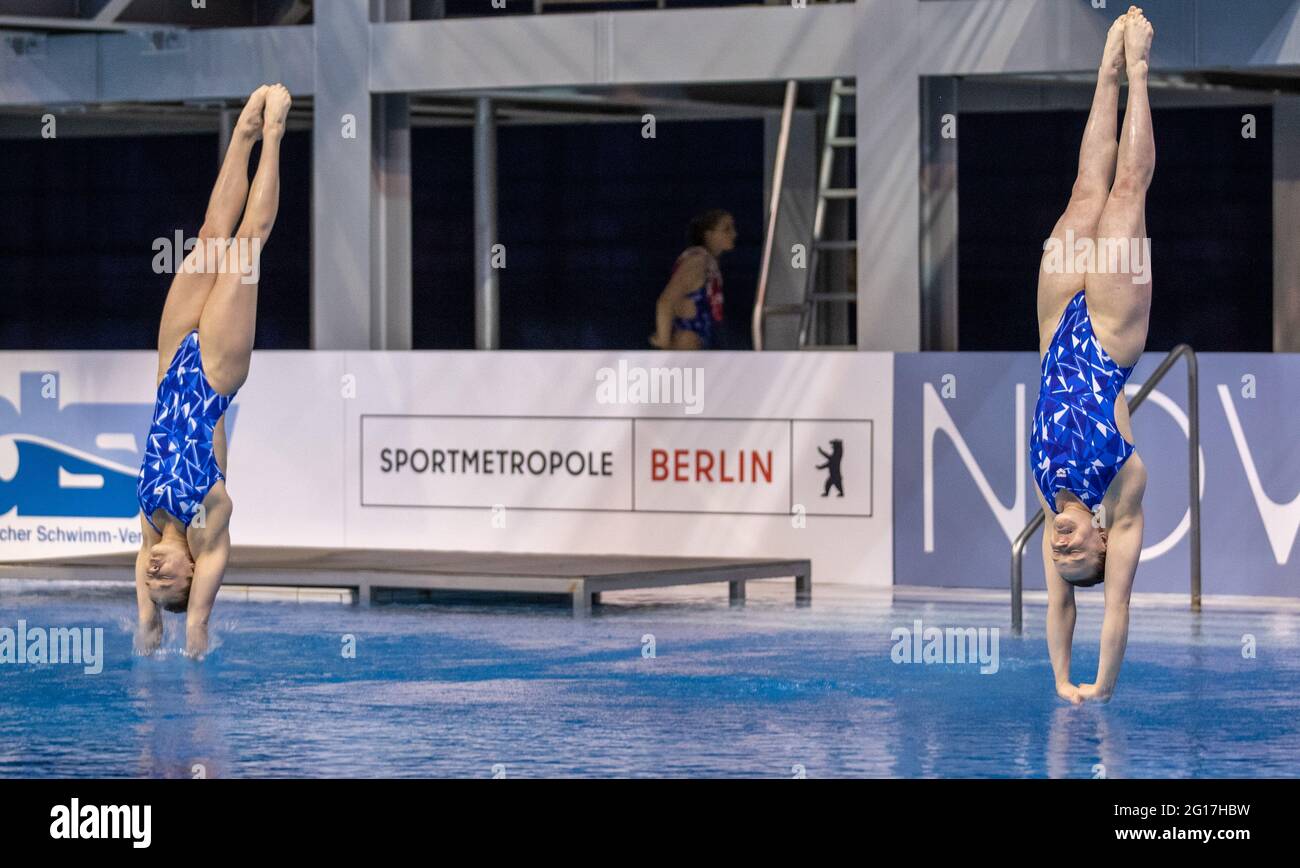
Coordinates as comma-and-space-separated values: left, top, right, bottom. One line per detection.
799, 78, 856, 349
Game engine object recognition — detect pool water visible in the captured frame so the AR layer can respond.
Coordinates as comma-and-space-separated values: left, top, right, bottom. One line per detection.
1, 580, 1297, 778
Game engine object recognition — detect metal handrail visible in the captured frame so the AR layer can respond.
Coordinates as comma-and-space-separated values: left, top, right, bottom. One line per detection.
1011, 343, 1200, 634
751, 80, 797, 352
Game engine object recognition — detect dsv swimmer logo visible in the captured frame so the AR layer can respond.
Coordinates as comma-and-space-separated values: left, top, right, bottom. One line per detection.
0, 369, 237, 521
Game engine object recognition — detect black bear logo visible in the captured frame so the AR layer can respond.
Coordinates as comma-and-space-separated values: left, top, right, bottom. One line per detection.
816, 439, 844, 497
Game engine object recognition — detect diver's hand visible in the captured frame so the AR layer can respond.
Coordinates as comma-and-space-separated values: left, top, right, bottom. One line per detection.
134, 617, 163, 656
1056, 681, 1084, 705
184, 622, 209, 660
649, 333, 668, 349
1078, 682, 1113, 703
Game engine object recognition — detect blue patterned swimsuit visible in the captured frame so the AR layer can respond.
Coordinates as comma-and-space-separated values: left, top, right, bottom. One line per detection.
137, 330, 235, 533
1029, 290, 1136, 514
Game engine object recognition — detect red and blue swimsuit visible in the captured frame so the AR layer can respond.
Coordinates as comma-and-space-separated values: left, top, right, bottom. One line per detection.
670, 247, 723, 348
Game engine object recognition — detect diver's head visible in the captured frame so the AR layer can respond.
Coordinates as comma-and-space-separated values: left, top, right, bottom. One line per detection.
146, 538, 194, 613
688, 209, 737, 256
1050, 506, 1107, 587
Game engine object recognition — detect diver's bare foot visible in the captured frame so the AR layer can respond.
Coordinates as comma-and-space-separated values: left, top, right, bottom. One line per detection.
235, 85, 269, 142
262, 83, 291, 139
1100, 12, 1127, 79
1125, 7, 1153, 76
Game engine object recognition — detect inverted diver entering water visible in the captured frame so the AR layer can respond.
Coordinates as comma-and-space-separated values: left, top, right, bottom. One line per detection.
1028, 8, 1155, 704
134, 83, 291, 658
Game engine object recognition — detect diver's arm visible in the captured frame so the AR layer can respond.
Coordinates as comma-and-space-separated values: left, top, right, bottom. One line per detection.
651, 252, 705, 348
1044, 530, 1082, 704
134, 523, 162, 655
184, 541, 228, 658
1079, 515, 1141, 701
184, 487, 233, 658
1036, 489, 1081, 703
1081, 456, 1146, 702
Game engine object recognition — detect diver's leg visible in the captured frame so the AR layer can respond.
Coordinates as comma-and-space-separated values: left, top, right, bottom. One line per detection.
156, 86, 267, 370
1036, 12, 1127, 330
1086, 8, 1155, 366
198, 84, 289, 396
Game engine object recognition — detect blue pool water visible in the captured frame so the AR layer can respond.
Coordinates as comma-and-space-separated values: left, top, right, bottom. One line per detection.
1, 580, 1298, 778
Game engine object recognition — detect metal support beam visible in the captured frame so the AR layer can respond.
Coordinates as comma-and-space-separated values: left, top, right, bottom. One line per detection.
855, 0, 920, 350
312, 0, 372, 350
371, 92, 412, 349
795, 567, 812, 606
571, 584, 591, 617
369, 5, 859, 94
371, 0, 413, 350
0, 28, 313, 107
1275, 96, 1300, 352
729, 580, 746, 606
474, 96, 499, 350
920, 76, 958, 351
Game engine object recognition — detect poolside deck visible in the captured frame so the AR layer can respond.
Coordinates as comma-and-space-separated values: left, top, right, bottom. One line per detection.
0, 547, 812, 616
